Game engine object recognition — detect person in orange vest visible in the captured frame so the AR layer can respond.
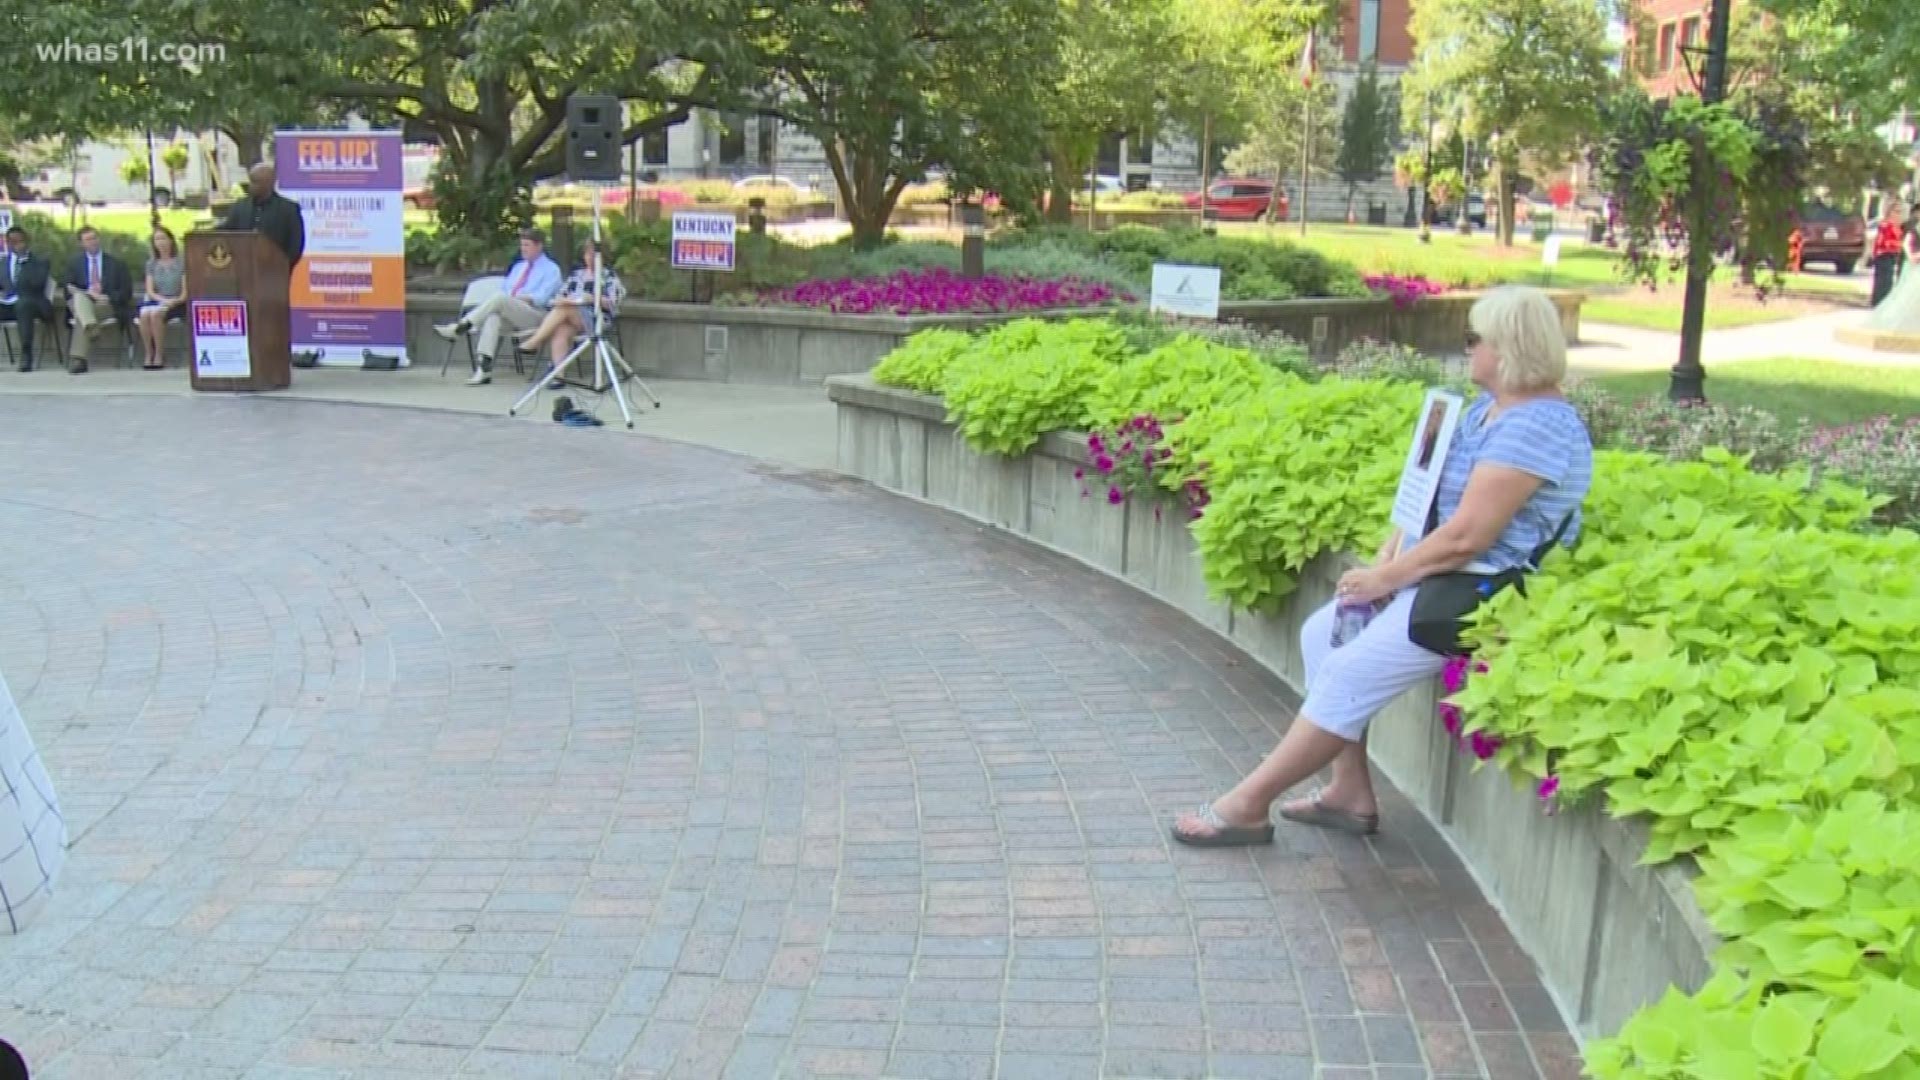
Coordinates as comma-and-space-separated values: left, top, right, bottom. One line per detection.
1871, 202, 1906, 306
1786, 226, 1803, 273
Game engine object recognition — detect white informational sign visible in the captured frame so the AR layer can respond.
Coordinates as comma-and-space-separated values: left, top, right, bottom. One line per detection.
1542, 235, 1563, 267
0, 208, 12, 233
1149, 263, 1222, 320
1390, 388, 1466, 541
670, 211, 737, 272
191, 299, 252, 380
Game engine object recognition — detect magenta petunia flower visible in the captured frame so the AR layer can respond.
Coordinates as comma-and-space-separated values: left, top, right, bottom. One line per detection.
1468, 731, 1502, 760
1536, 775, 1561, 802
1107, 486, 1125, 505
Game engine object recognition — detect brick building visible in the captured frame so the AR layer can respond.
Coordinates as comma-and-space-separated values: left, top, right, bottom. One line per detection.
1624, 0, 1732, 99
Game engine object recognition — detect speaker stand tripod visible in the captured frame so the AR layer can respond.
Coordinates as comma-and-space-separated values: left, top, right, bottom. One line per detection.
508, 185, 660, 429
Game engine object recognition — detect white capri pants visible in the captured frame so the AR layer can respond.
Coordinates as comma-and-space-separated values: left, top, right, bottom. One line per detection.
1298, 590, 1450, 741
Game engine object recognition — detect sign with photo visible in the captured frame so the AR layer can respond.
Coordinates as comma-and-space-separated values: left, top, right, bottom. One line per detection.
1390, 388, 1465, 540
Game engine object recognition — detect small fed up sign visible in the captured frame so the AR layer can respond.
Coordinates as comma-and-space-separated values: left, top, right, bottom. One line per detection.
670, 211, 736, 272
1150, 263, 1222, 320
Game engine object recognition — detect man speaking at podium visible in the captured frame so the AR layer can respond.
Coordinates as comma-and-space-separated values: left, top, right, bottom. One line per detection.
221, 164, 307, 268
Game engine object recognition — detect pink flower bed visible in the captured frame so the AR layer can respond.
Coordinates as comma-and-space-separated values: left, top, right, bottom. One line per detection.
760, 268, 1128, 315
1364, 272, 1447, 308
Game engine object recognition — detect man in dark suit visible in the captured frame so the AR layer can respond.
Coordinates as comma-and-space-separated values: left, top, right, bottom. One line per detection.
0, 227, 53, 371
221, 163, 306, 267
63, 226, 135, 374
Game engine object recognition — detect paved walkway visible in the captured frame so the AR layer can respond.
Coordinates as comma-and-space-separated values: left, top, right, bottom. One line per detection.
0, 396, 1577, 1079
1571, 308, 1920, 374
0, 365, 839, 473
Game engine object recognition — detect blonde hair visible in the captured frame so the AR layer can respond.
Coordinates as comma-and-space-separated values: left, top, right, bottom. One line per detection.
1468, 286, 1567, 392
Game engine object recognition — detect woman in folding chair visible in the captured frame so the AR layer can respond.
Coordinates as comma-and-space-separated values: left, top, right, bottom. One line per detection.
514, 238, 625, 375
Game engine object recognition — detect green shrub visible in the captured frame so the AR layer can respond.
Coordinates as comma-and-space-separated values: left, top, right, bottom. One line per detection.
1088, 335, 1298, 430
1171, 377, 1426, 608
1329, 339, 1470, 392
940, 318, 1133, 455
985, 242, 1146, 297
1107, 311, 1310, 375
836, 240, 963, 278
1566, 380, 1810, 474
897, 181, 951, 207
870, 328, 974, 394
987, 224, 1370, 302
11, 211, 149, 281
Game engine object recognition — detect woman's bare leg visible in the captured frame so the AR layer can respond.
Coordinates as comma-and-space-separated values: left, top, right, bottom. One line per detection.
1279, 733, 1377, 819
520, 307, 569, 352
548, 310, 586, 367
1172, 714, 1352, 840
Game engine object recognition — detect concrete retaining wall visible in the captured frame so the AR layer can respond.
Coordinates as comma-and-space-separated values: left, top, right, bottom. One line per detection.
399, 288, 1585, 385
401, 296, 1118, 385
825, 373, 1717, 1044
1220, 289, 1585, 362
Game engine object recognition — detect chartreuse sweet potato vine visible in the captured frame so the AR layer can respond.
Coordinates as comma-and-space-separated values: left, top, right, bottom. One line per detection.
871, 318, 1920, 1078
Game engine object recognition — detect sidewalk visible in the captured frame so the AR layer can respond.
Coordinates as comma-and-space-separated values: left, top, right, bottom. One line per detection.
0, 364, 840, 472
1570, 308, 1920, 375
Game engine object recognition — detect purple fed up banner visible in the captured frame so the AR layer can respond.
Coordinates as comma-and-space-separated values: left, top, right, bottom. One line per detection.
274, 131, 409, 366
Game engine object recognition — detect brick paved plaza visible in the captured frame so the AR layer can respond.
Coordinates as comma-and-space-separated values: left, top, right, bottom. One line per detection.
0, 396, 1578, 1079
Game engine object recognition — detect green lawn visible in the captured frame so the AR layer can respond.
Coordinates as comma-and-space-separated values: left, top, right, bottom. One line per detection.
1218, 222, 1631, 290
35, 206, 438, 241
1216, 223, 1864, 331
1587, 359, 1920, 426
1581, 296, 1812, 332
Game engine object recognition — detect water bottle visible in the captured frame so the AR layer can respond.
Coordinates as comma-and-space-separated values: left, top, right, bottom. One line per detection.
1330, 598, 1379, 648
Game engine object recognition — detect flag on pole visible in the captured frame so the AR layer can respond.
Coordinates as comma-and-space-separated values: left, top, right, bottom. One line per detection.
1299, 27, 1317, 86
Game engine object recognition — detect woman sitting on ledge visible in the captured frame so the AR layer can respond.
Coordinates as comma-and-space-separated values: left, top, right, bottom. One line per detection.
1173, 285, 1594, 846
516, 238, 626, 371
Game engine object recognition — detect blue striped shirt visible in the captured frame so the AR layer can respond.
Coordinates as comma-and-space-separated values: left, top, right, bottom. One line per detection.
1432, 393, 1593, 572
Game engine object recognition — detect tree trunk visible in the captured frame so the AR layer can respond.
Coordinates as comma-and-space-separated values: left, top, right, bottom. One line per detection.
1198, 114, 1212, 220
1046, 173, 1075, 224
1496, 148, 1518, 247
221, 124, 267, 171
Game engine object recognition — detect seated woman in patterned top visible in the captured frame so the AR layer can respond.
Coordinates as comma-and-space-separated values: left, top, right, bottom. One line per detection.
1173, 286, 1595, 846
516, 238, 626, 370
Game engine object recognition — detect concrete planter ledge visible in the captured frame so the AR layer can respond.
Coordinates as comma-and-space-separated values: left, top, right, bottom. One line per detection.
826, 372, 1717, 1044
401, 296, 1120, 386
399, 287, 1585, 386
1219, 288, 1586, 361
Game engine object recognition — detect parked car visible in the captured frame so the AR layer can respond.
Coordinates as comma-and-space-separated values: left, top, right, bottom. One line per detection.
1432, 192, 1488, 229
1184, 178, 1287, 222
1794, 202, 1866, 275
733, 174, 814, 193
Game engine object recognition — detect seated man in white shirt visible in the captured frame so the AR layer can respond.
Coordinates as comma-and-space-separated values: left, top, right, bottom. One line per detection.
434, 226, 563, 385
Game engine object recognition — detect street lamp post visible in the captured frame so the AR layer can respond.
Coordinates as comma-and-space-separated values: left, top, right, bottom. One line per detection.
1670, 0, 1732, 403
1419, 103, 1434, 243
146, 128, 160, 228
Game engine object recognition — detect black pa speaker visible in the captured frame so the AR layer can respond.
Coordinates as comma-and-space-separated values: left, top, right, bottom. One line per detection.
565, 94, 622, 182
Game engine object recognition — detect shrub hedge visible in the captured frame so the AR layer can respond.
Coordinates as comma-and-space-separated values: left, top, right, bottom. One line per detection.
867, 315, 1920, 1079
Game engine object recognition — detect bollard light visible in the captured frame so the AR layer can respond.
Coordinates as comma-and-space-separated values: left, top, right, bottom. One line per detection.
961, 203, 985, 279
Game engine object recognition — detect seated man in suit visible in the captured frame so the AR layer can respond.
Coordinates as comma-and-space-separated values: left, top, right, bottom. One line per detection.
432, 227, 562, 386
0, 227, 53, 371
63, 227, 136, 374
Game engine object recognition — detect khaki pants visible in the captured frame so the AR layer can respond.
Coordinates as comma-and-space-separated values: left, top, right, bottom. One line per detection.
468, 294, 543, 371
68, 291, 113, 364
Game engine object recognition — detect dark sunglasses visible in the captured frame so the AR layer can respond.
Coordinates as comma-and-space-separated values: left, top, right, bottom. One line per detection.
1464, 329, 1483, 350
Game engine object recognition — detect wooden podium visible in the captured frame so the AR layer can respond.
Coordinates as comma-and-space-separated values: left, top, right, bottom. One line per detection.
184, 230, 292, 391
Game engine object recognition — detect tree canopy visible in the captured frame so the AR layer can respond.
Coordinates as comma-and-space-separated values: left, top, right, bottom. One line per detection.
1402, 0, 1620, 244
